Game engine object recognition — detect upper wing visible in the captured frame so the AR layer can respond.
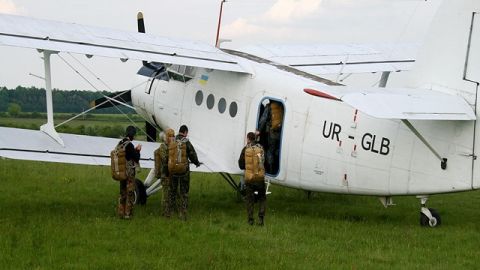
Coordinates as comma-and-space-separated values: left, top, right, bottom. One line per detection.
304, 87, 475, 120
0, 13, 249, 74
239, 43, 417, 75
0, 127, 226, 173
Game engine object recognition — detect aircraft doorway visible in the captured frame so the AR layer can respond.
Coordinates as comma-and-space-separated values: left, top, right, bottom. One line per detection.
256, 98, 285, 176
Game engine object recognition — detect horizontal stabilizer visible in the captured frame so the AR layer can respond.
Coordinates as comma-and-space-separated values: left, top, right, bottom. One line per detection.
0, 13, 249, 74
305, 87, 476, 120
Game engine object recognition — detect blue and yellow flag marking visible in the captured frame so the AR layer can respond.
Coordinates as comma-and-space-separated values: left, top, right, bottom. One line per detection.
199, 74, 209, 85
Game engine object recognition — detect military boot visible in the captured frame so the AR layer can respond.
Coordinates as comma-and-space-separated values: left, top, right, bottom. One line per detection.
258, 216, 264, 226
117, 204, 125, 219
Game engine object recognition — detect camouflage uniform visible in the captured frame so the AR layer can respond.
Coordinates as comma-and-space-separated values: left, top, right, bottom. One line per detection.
239, 142, 266, 225
117, 138, 140, 219
157, 142, 171, 217
258, 102, 282, 174
169, 134, 200, 220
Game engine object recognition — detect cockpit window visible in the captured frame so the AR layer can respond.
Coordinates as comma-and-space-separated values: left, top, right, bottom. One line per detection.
137, 62, 169, 81
168, 64, 196, 83
137, 62, 196, 83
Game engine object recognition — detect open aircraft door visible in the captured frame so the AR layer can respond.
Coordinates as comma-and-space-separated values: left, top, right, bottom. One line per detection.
247, 92, 288, 182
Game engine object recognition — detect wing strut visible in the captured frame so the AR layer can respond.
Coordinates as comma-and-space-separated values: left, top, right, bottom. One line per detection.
402, 120, 447, 170
39, 50, 64, 147
219, 172, 241, 191
379, 71, 391, 87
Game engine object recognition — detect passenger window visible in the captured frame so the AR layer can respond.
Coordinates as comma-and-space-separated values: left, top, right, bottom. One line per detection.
218, 98, 226, 113
195, 90, 203, 106
229, 102, 238, 117
207, 94, 215, 110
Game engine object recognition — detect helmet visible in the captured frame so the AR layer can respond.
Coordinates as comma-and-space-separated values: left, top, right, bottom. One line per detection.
126, 126, 137, 138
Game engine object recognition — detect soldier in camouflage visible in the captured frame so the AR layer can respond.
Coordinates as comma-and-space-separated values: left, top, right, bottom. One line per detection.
156, 128, 175, 217
257, 100, 283, 175
117, 125, 141, 219
238, 132, 266, 226
169, 125, 201, 220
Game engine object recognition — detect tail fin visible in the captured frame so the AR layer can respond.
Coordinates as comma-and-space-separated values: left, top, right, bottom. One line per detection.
406, 0, 480, 102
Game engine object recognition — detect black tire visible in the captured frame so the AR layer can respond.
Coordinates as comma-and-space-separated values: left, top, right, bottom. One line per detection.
420, 208, 441, 227
134, 179, 147, 205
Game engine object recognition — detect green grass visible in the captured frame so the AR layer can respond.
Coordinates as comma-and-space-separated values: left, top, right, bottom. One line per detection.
1, 159, 480, 269
0, 114, 147, 140
0, 115, 142, 128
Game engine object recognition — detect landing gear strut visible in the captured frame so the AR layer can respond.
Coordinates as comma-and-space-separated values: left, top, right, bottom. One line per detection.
134, 179, 147, 205
418, 196, 441, 227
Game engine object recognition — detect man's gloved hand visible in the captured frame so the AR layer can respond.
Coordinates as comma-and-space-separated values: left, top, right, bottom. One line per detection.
196, 162, 203, 168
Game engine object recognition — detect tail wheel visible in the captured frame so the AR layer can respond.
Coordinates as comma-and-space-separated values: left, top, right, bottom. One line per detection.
420, 208, 441, 227
134, 179, 147, 205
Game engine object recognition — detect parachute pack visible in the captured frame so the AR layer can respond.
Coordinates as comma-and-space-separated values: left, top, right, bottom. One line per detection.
111, 139, 130, 181
244, 144, 265, 183
168, 138, 188, 175
270, 101, 284, 131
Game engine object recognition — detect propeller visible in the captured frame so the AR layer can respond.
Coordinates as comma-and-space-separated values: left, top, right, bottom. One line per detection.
137, 12, 145, 33
137, 12, 157, 142
137, 12, 149, 67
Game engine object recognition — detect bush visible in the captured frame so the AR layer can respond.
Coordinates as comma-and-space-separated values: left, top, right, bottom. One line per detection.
7, 103, 21, 117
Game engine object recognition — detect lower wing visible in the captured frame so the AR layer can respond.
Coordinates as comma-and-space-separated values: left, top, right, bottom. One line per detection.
0, 127, 221, 173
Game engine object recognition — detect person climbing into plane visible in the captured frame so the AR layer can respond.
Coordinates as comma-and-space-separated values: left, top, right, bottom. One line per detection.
256, 99, 283, 175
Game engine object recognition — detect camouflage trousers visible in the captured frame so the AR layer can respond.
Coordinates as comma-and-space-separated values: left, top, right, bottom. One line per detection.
245, 182, 266, 222
169, 172, 190, 220
161, 177, 171, 217
117, 161, 136, 219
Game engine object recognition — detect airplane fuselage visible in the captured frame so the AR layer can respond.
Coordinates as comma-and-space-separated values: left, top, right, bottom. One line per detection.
132, 56, 478, 197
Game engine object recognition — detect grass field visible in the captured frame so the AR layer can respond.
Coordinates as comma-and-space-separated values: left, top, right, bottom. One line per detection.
1, 159, 480, 269
0, 114, 147, 140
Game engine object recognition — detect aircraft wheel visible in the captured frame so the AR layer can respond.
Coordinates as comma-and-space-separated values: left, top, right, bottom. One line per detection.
420, 208, 441, 227
134, 179, 147, 205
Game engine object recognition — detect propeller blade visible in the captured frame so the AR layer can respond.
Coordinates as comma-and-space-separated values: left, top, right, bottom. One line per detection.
137, 12, 145, 33
137, 12, 149, 67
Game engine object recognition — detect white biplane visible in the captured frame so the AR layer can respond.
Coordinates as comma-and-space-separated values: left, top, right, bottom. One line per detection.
0, 0, 479, 227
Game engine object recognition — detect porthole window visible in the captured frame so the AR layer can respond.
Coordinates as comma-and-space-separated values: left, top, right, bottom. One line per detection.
195, 90, 203, 106
218, 98, 226, 114
206, 94, 215, 110
229, 101, 238, 118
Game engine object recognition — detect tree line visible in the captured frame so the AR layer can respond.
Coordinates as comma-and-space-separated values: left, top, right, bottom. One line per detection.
0, 86, 135, 114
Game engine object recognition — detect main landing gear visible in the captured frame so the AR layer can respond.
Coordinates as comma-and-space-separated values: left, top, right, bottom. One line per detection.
418, 195, 441, 228
134, 179, 147, 205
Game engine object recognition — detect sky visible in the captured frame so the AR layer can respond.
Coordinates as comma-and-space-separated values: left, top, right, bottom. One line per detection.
0, 0, 441, 91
